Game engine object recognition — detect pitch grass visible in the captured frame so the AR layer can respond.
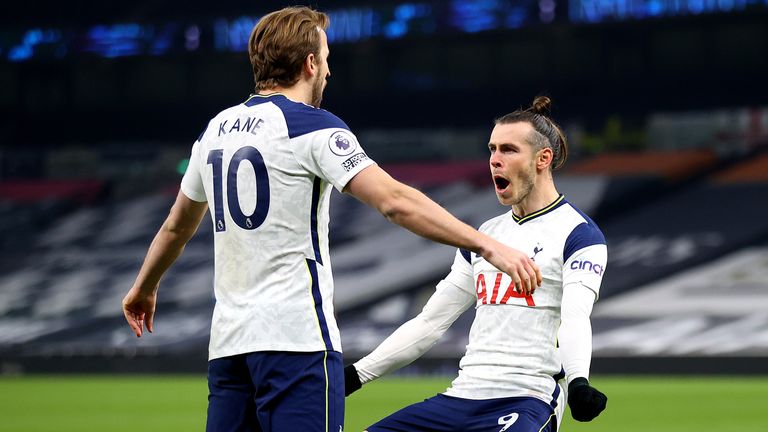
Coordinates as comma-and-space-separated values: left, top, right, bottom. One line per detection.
0, 375, 766, 431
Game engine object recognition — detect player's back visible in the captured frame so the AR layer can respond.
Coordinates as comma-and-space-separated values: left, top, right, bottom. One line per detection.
180, 93, 374, 360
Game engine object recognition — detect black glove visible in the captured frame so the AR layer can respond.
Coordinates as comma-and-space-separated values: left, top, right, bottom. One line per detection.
568, 377, 607, 422
344, 364, 362, 396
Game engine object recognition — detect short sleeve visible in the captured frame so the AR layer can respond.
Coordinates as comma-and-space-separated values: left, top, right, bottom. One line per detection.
180, 140, 207, 202
292, 128, 375, 192
563, 221, 607, 298
563, 244, 607, 299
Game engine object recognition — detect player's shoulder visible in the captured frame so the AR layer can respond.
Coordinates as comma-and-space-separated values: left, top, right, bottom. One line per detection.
211, 101, 248, 122
561, 201, 606, 260
560, 201, 604, 235
195, 104, 244, 143
244, 93, 350, 138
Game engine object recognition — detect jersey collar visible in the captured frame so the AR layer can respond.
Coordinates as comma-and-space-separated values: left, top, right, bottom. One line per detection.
244, 93, 285, 105
511, 194, 566, 225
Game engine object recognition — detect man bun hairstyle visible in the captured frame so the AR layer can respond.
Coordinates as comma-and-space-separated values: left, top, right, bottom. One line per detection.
531, 95, 552, 115
248, 6, 330, 92
495, 95, 568, 171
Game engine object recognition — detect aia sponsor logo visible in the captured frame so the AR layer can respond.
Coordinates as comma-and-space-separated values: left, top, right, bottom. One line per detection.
476, 272, 535, 306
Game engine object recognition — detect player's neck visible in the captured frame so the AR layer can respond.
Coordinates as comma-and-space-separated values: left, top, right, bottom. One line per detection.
512, 181, 560, 218
259, 83, 313, 106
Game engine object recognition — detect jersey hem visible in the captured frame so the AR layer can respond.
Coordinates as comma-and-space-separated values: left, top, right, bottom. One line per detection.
443, 388, 554, 405
209, 345, 342, 361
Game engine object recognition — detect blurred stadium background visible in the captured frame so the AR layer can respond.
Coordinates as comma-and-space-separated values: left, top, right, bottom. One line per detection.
1, 0, 768, 429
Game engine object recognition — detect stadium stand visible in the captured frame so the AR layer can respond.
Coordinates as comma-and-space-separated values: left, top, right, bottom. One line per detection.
2, 1, 767, 376
2, 144, 767, 373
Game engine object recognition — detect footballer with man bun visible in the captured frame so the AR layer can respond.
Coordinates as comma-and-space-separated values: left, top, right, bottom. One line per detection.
346, 96, 608, 432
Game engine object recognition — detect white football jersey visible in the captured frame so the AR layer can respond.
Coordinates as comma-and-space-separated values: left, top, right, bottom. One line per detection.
180, 93, 375, 360
443, 196, 607, 403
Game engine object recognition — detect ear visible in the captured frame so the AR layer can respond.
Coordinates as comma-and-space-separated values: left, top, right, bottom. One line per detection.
303, 53, 318, 78
537, 147, 553, 171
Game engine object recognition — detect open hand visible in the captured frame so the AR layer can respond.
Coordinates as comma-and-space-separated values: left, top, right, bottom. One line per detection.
122, 287, 157, 337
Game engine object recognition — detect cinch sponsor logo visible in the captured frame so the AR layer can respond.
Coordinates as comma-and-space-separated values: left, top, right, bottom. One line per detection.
570, 259, 604, 275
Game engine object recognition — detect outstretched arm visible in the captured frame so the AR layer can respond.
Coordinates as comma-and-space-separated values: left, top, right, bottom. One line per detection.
346, 279, 475, 395
344, 165, 541, 294
122, 191, 208, 337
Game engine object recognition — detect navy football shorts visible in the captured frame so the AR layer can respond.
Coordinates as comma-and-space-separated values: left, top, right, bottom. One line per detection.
367, 393, 555, 432
206, 350, 343, 432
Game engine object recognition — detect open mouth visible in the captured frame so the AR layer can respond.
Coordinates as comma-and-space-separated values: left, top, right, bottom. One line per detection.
493, 176, 510, 191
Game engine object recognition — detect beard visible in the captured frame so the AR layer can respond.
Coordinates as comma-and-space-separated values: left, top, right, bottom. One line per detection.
508, 160, 537, 205
310, 75, 325, 108
510, 176, 535, 205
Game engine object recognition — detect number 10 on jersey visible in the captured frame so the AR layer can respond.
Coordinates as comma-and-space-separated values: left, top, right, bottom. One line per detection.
207, 147, 270, 232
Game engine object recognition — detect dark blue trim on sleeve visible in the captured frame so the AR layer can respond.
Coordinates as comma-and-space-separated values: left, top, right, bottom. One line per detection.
460, 248, 472, 264
251, 94, 349, 138
563, 220, 606, 263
